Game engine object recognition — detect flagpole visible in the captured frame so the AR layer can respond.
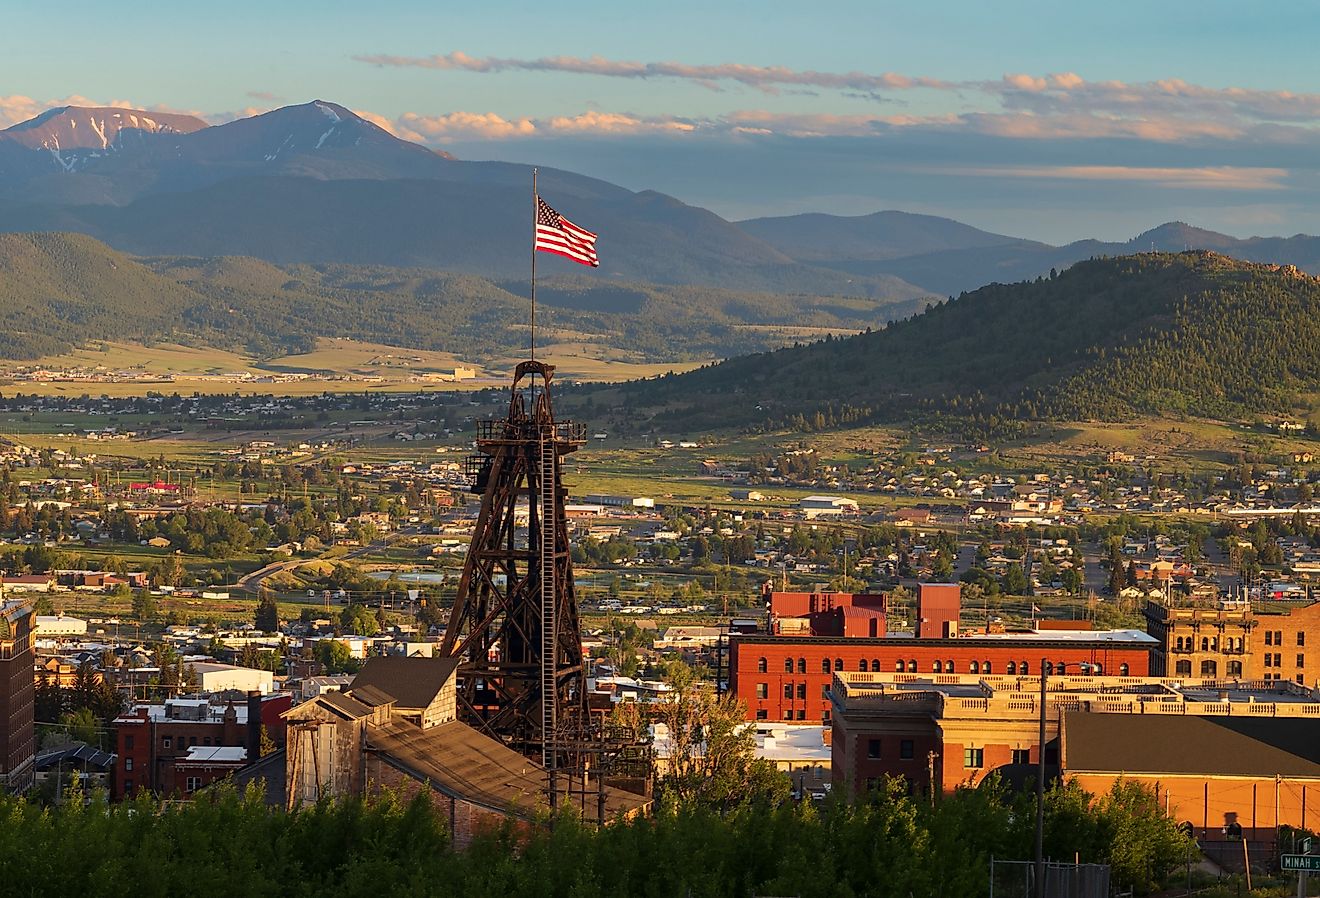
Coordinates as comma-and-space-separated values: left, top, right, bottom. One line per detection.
530, 167, 538, 362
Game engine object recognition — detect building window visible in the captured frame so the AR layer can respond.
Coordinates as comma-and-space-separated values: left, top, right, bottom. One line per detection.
797, 658, 807, 674
757, 657, 768, 673
870, 659, 880, 672
969, 661, 980, 674
963, 748, 984, 769
1175, 660, 1192, 676
983, 662, 992, 675
835, 658, 844, 671
186, 777, 201, 792
1007, 662, 1017, 675
756, 709, 768, 720
1299, 675, 1306, 685
1265, 654, 1273, 668
1228, 660, 1243, 677
1275, 631, 1283, 645
124, 779, 133, 792
1265, 631, 1274, 646
1201, 637, 1209, 651
857, 659, 867, 672
895, 660, 905, 672
900, 739, 914, 760
784, 710, 793, 720
932, 660, 942, 673
1020, 661, 1029, 675
796, 683, 807, 700
1299, 632, 1306, 647
756, 683, 768, 699
1054, 662, 1066, 675
822, 684, 830, 698
1011, 748, 1030, 765
203, 737, 212, 746
784, 683, 794, 699
946, 660, 954, 673
1299, 654, 1306, 669
822, 659, 832, 674
1119, 663, 1130, 677
796, 710, 805, 720
1200, 660, 1217, 678
784, 659, 794, 673
124, 735, 135, 750
163, 737, 172, 749
124, 758, 133, 771
868, 739, 882, 759
822, 711, 831, 724
1275, 653, 1282, 667
907, 660, 917, 672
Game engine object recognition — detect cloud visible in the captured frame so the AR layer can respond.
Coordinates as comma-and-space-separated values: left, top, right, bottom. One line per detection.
399, 110, 537, 140
353, 50, 952, 95
246, 90, 283, 102
353, 50, 1320, 140
931, 164, 1290, 191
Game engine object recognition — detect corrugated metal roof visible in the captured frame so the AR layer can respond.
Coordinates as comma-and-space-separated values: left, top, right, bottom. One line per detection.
367, 719, 650, 821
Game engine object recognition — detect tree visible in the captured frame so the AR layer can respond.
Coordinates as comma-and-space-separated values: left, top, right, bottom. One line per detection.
1001, 563, 1028, 596
339, 603, 380, 636
314, 639, 359, 674
254, 590, 280, 633
654, 662, 788, 811
131, 588, 157, 624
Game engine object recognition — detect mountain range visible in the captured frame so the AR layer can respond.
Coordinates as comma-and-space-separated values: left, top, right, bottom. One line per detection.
9, 100, 1320, 303
0, 231, 918, 362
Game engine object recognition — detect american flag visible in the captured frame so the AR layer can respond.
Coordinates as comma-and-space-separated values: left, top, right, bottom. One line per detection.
535, 196, 599, 267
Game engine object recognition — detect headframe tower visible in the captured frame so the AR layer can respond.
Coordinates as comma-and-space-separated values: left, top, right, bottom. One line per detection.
440, 360, 586, 768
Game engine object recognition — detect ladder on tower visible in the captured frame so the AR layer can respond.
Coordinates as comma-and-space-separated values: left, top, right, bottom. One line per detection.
538, 427, 558, 769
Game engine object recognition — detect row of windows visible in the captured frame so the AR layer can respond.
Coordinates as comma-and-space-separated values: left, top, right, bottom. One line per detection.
1172, 659, 1244, 677
1175, 635, 1245, 652
1262, 653, 1307, 669
866, 738, 916, 760
1264, 630, 1306, 647
756, 657, 1130, 677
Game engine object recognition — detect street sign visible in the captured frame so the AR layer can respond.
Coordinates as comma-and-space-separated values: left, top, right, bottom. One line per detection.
1282, 854, 1320, 872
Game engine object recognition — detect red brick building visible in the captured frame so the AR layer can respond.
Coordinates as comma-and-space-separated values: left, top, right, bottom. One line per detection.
0, 600, 35, 792
730, 629, 1155, 723
112, 692, 291, 799
732, 583, 1156, 723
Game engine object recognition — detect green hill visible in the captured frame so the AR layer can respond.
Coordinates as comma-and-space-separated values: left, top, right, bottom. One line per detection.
0, 232, 927, 364
611, 252, 1320, 433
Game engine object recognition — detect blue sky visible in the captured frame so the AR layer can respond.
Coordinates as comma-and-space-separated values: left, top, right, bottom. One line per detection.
7, 0, 1320, 240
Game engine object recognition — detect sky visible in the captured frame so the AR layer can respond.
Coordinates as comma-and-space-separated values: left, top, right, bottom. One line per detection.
6, 0, 1320, 241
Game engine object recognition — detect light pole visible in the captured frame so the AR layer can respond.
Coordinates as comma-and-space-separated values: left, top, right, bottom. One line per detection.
1035, 657, 1050, 898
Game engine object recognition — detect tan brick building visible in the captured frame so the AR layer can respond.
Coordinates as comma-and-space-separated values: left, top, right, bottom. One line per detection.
1144, 599, 1320, 687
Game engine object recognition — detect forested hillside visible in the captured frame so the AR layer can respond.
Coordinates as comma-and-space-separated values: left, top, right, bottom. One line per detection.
614, 252, 1320, 433
0, 232, 925, 363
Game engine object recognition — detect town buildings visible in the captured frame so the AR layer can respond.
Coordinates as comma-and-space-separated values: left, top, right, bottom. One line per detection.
830, 671, 1320, 841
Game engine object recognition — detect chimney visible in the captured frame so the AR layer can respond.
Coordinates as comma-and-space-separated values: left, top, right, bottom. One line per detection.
247, 690, 263, 760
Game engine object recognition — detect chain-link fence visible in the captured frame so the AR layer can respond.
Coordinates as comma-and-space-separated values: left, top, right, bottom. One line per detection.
989, 858, 1111, 898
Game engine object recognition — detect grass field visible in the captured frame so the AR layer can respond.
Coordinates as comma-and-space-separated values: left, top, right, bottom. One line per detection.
0, 339, 708, 398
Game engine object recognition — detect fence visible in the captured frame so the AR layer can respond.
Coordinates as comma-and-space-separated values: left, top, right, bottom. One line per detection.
989, 858, 1111, 898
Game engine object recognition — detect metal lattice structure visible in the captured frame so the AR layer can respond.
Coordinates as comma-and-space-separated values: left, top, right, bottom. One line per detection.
440, 360, 586, 768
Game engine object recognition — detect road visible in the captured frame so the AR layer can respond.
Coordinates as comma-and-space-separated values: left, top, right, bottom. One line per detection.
238, 533, 404, 594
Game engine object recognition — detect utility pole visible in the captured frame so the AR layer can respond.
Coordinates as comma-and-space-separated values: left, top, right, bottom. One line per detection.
1035, 657, 1049, 898
927, 750, 938, 807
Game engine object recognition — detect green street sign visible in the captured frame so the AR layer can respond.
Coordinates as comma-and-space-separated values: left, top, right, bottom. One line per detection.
1282, 855, 1320, 872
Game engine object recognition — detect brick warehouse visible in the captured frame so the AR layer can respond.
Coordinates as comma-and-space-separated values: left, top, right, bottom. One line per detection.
729, 584, 1156, 723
